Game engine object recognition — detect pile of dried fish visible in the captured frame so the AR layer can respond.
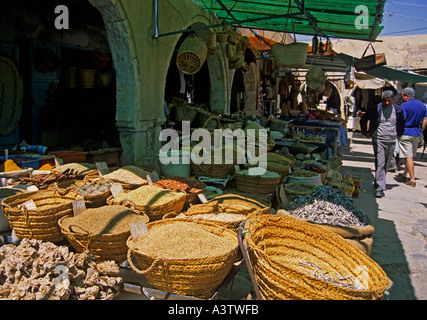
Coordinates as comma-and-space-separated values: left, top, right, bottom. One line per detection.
299, 261, 365, 290
0, 239, 122, 300
287, 186, 369, 227
78, 180, 112, 196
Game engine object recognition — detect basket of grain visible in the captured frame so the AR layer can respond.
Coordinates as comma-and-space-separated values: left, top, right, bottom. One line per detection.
107, 185, 186, 221
243, 214, 392, 300
126, 219, 240, 298
235, 169, 281, 194
1, 189, 83, 243
56, 176, 113, 208
59, 205, 149, 263
102, 166, 149, 190
152, 176, 206, 210
189, 193, 271, 215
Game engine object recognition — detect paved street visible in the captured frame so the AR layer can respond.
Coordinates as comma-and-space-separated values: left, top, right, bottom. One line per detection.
341, 131, 427, 300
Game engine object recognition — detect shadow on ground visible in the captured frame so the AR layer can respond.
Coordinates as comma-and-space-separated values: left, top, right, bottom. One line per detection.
341, 139, 417, 300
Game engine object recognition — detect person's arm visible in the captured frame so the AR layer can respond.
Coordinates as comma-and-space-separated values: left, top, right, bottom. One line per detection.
422, 117, 427, 133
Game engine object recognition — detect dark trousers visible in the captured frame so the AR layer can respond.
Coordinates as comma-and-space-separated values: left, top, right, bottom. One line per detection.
372, 139, 396, 192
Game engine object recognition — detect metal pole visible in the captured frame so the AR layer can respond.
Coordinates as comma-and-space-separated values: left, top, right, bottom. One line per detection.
154, 0, 159, 38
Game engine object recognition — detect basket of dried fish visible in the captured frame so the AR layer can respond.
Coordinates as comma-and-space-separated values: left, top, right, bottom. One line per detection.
107, 185, 186, 221
59, 205, 149, 263
126, 219, 240, 299
286, 185, 375, 255
235, 169, 281, 194
153, 176, 206, 210
1, 189, 82, 243
243, 214, 392, 300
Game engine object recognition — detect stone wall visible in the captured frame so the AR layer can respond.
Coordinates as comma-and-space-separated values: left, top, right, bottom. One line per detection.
89, 0, 233, 171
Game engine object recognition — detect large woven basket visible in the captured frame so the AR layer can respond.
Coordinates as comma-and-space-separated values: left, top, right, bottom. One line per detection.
243, 214, 392, 300
152, 176, 207, 210
196, 193, 271, 215
106, 187, 187, 222
271, 42, 308, 68
1, 189, 83, 243
58, 206, 149, 264
177, 35, 207, 75
127, 219, 240, 298
235, 171, 282, 194
191, 162, 235, 179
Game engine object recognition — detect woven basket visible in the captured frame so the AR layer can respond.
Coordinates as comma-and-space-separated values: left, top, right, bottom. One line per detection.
243, 214, 391, 300
58, 207, 149, 264
174, 105, 199, 123
152, 176, 207, 210
271, 42, 308, 68
201, 193, 271, 215
106, 188, 187, 222
78, 69, 97, 88
216, 31, 229, 43
64, 66, 77, 88
1, 189, 83, 243
191, 162, 235, 179
235, 171, 282, 194
177, 35, 208, 75
127, 219, 240, 298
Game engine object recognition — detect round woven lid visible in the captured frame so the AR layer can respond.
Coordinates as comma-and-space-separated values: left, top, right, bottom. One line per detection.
306, 68, 327, 90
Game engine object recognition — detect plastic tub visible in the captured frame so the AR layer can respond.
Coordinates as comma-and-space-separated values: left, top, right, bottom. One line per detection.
158, 150, 191, 177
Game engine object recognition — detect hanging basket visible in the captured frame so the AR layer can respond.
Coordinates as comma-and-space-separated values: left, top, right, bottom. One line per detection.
243, 214, 392, 300
78, 69, 97, 88
306, 68, 327, 90
271, 42, 308, 68
177, 35, 208, 75
216, 31, 229, 43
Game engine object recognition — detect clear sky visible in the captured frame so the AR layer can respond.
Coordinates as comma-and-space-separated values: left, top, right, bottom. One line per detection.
379, 0, 427, 37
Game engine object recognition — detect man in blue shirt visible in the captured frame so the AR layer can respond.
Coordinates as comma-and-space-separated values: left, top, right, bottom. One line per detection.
397, 87, 427, 187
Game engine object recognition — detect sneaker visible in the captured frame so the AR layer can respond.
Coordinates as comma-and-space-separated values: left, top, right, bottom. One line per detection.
405, 181, 416, 188
375, 190, 385, 198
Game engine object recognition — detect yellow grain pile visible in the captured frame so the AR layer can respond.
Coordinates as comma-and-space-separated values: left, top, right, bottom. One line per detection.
114, 185, 183, 206
60, 205, 148, 235
133, 221, 236, 259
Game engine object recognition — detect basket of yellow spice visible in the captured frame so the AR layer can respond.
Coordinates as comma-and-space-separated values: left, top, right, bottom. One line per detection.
107, 185, 187, 221
59, 205, 149, 264
126, 218, 240, 299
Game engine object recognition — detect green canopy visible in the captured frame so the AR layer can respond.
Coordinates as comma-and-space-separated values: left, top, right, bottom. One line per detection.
192, 0, 386, 42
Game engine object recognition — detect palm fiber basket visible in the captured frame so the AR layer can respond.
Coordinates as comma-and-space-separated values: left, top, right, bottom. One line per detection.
58, 205, 149, 264
127, 219, 240, 299
152, 176, 206, 210
187, 193, 271, 216
191, 162, 235, 179
106, 185, 187, 221
235, 171, 282, 194
176, 35, 207, 75
1, 189, 83, 243
243, 214, 392, 300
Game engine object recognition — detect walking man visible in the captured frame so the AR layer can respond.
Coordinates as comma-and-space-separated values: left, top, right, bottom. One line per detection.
397, 87, 427, 187
361, 90, 406, 198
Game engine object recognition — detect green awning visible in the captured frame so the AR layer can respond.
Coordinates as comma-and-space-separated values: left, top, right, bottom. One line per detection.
192, 0, 386, 42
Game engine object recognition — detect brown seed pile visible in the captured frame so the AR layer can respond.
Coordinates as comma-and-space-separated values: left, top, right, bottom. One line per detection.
133, 221, 236, 259
103, 168, 148, 185
153, 176, 206, 194
61, 205, 148, 235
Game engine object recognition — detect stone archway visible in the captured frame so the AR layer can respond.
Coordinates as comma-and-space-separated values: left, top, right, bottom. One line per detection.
88, 1, 231, 170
